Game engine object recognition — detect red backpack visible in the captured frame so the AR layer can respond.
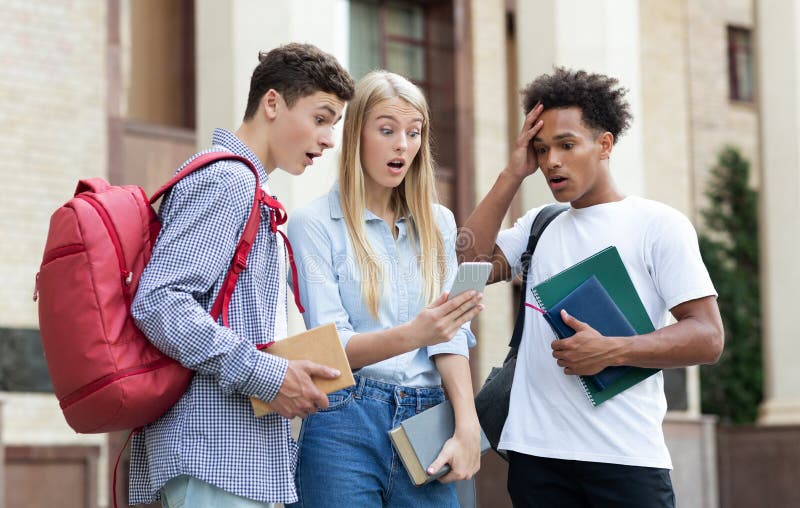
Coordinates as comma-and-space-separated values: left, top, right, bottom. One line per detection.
34, 152, 298, 434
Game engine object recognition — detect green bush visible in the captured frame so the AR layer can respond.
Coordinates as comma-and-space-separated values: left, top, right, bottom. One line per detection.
698, 146, 762, 424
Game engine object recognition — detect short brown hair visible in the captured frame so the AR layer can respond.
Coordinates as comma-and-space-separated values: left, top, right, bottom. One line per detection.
243, 43, 355, 120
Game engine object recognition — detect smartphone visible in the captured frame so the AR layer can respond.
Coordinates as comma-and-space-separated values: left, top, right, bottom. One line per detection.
446, 262, 492, 301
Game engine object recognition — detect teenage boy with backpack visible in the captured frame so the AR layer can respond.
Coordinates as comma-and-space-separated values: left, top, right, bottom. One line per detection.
459, 68, 724, 507
128, 43, 355, 507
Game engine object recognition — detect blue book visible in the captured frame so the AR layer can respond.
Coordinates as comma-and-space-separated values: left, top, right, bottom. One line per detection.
542, 275, 636, 390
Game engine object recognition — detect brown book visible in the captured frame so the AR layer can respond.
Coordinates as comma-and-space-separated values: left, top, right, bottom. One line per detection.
250, 323, 355, 417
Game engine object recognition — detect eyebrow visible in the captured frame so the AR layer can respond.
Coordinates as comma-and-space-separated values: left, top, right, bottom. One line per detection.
376, 114, 423, 124
533, 132, 578, 142
318, 105, 339, 118
316, 105, 344, 124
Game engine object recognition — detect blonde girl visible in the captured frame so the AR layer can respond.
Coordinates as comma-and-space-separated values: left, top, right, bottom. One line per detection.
286, 70, 483, 507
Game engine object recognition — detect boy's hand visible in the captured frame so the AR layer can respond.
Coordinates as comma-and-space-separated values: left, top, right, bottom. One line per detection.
505, 102, 544, 180
550, 309, 625, 376
270, 360, 340, 419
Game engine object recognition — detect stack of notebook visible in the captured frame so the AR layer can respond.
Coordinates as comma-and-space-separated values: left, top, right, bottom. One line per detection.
529, 246, 658, 406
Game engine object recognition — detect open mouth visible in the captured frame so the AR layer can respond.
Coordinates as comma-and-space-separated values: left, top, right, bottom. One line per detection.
305, 153, 319, 165
387, 159, 405, 174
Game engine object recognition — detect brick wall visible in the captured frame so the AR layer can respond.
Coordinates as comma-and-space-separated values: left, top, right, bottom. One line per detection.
0, 2, 109, 506
0, 0, 108, 328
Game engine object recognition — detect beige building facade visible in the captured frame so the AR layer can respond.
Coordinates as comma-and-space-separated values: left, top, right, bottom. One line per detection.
1, 0, 797, 507
1, 1, 110, 507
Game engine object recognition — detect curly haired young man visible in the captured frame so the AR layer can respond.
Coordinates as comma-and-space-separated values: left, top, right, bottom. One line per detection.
459, 68, 723, 507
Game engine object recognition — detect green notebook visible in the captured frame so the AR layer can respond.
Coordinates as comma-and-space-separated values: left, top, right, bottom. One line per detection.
530, 246, 658, 406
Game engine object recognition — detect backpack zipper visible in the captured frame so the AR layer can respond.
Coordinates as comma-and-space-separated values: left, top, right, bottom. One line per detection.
41, 243, 86, 265
76, 194, 134, 301
34, 244, 87, 301
60, 342, 275, 409
59, 356, 177, 409
61, 342, 273, 409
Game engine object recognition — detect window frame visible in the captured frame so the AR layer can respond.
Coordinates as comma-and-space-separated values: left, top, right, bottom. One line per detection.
727, 25, 755, 104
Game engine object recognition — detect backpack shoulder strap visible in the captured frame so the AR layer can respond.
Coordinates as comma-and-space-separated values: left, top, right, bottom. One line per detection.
149, 152, 268, 326
508, 204, 568, 349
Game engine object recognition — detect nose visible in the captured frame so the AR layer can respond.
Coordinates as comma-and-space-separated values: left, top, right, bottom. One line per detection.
545, 150, 561, 170
320, 129, 334, 150
394, 133, 408, 153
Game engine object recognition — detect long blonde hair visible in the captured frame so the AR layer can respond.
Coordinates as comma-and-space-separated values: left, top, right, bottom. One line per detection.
339, 70, 445, 318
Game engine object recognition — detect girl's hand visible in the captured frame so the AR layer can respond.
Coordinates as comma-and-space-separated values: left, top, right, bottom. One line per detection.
405, 291, 483, 348
427, 420, 482, 483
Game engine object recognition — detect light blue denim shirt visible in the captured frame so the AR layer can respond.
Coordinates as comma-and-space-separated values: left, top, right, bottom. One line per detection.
287, 185, 475, 387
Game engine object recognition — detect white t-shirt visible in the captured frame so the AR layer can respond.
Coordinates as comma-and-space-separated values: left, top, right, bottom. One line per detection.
495, 196, 716, 469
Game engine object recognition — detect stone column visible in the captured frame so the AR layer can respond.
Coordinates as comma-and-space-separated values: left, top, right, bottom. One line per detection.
195, 0, 349, 334
756, 0, 800, 424
469, 0, 512, 382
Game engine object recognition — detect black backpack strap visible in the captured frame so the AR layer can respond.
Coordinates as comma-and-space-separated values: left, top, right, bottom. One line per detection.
508, 204, 568, 350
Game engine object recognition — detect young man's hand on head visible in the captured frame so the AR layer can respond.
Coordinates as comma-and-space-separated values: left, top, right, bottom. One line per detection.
505, 102, 545, 181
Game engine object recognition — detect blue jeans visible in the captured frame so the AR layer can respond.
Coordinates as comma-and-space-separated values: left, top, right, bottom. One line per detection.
161, 475, 272, 508
288, 375, 458, 507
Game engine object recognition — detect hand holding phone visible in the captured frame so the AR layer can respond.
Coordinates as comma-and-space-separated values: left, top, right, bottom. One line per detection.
446, 262, 492, 301
405, 263, 489, 348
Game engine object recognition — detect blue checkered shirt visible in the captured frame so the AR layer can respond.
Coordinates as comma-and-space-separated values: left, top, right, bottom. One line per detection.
128, 129, 297, 505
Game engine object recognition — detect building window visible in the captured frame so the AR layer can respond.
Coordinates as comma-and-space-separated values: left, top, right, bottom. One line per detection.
727, 26, 754, 103
349, 1, 427, 85
127, 0, 195, 129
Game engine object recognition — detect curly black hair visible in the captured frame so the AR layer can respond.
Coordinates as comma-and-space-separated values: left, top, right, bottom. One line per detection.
244, 43, 355, 120
521, 68, 632, 143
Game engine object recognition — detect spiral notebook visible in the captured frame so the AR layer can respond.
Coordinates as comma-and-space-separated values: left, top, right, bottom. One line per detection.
530, 246, 658, 406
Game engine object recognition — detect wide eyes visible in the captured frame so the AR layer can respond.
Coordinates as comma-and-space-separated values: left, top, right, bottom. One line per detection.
380, 127, 421, 138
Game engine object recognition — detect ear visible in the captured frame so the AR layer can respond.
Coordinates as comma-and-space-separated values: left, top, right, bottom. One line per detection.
598, 131, 614, 160
261, 89, 281, 121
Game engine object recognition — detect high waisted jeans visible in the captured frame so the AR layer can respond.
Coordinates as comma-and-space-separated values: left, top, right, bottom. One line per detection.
288, 375, 458, 507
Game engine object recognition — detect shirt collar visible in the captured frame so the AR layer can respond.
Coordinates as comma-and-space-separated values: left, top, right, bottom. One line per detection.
328, 183, 412, 224
329, 183, 345, 219
211, 128, 269, 185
